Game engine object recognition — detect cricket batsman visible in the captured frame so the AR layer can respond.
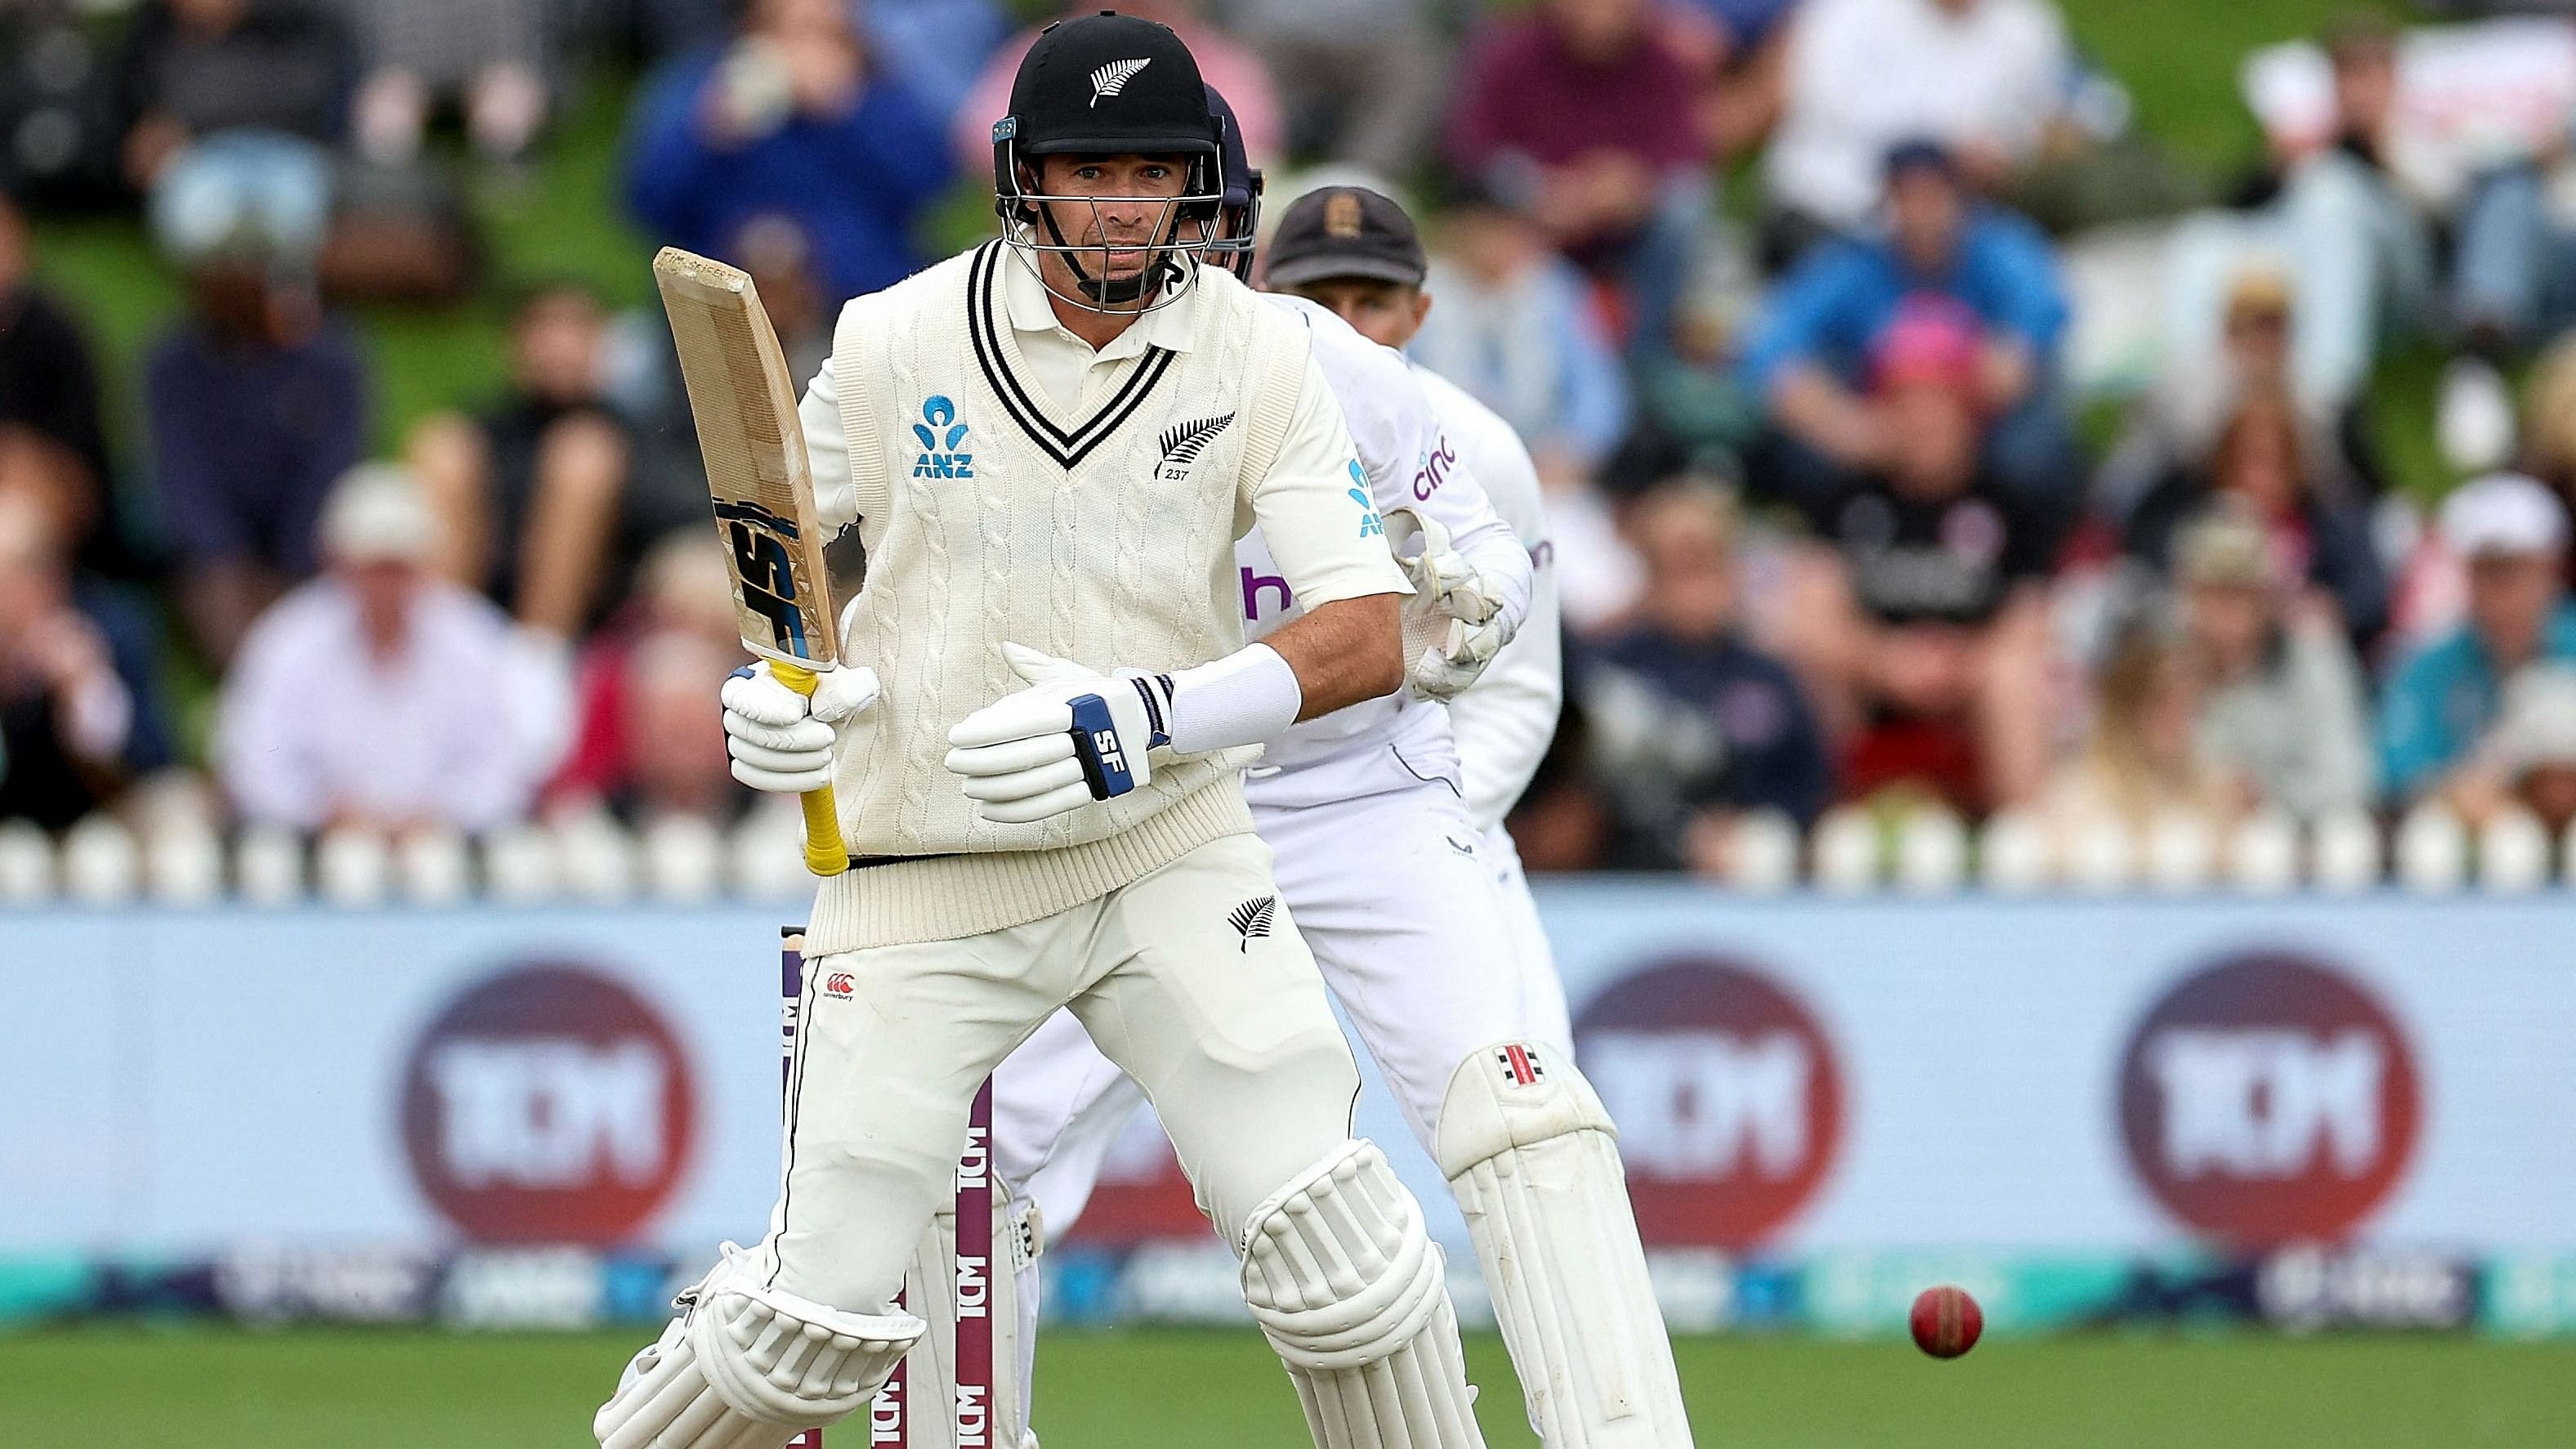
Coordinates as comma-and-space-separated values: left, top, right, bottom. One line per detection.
922, 145, 1696, 1447
594, 14, 1493, 1449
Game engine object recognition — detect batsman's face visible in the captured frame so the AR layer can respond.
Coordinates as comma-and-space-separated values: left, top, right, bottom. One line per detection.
1033, 154, 1190, 287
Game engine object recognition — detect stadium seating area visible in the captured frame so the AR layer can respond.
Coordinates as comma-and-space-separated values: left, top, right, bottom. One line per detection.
13, 0, 2576, 893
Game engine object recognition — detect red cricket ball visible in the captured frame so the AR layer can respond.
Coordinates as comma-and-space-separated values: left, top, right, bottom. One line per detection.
1909, 1285, 1983, 1359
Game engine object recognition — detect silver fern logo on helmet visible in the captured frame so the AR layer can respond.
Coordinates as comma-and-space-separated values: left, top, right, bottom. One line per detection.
1089, 58, 1151, 107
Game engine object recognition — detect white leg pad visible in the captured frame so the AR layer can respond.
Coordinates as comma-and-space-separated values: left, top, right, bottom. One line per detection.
595, 1246, 925, 1449
1437, 1044, 1693, 1447
905, 1194, 1045, 1449
1239, 1139, 1488, 1449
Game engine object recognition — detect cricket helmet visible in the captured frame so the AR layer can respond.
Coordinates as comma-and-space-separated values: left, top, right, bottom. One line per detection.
990, 11, 1224, 311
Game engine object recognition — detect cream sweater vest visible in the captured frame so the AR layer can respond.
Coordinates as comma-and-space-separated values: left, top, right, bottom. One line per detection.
808, 244, 1313, 951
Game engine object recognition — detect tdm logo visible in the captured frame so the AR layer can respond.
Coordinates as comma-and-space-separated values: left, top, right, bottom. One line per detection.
400, 964, 696, 1244
1575, 957, 1845, 1250
2118, 952, 2421, 1246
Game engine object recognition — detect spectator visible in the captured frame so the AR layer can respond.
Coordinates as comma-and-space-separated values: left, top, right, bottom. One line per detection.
1447, 0, 1716, 351
0, 192, 120, 578
1, 2, 126, 206
217, 467, 561, 834
1407, 186, 1635, 485
1774, 299, 2055, 812
581, 628, 753, 828
2037, 620, 2239, 862
1741, 141, 2075, 526
346, 0, 548, 168
2174, 504, 2376, 821
2102, 266, 2378, 525
731, 213, 836, 388
1663, 0, 1801, 160
1581, 481, 1831, 871
1763, 0, 2076, 249
1216, 0, 1447, 177
145, 257, 367, 667
2517, 331, 2576, 580
952, 2, 1281, 173
2484, 664, 2576, 836
0, 490, 172, 831
2261, 13, 2576, 357
116, 0, 355, 265
2381, 473, 2576, 814
2217, 16, 2433, 412
1406, 187, 1640, 631
860, 0, 1007, 147
2125, 386, 2388, 648
548, 528, 745, 811
409, 283, 636, 642
628, 0, 951, 304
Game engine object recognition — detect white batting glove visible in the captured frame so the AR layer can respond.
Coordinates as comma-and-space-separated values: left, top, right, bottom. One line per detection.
944, 642, 1173, 824
720, 660, 879, 794
1387, 507, 1508, 702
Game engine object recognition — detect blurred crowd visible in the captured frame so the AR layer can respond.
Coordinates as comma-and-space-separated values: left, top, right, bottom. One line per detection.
16, 0, 2576, 885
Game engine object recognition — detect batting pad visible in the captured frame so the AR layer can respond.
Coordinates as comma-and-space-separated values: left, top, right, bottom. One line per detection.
903, 1194, 1044, 1449
595, 1247, 923, 1449
1239, 1139, 1487, 1449
1436, 1044, 1694, 1447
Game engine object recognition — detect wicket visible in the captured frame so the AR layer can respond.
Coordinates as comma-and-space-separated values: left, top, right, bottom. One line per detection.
783, 929, 995, 1448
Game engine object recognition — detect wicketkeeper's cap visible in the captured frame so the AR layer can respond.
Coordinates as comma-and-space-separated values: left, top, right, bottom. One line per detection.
1264, 186, 1428, 291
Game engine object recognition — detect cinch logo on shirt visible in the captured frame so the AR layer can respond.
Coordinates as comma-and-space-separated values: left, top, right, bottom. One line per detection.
1412, 433, 1459, 501
1348, 460, 1382, 539
912, 396, 973, 478
1241, 567, 1294, 620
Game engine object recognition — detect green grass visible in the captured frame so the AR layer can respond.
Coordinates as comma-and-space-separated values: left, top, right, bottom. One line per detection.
2, 1326, 2572, 1448
2059, 0, 2351, 175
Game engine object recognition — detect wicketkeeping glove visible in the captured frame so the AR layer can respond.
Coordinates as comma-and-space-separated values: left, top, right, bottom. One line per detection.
1386, 506, 1508, 702
720, 660, 880, 794
944, 642, 1175, 824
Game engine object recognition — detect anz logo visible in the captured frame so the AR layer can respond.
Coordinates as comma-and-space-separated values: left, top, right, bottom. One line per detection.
912, 396, 973, 479
1348, 460, 1383, 539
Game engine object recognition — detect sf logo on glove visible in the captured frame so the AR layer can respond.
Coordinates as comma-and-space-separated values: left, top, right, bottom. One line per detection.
945, 643, 1173, 824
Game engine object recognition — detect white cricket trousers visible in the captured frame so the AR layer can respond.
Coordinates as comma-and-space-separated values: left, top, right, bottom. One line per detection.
995, 775, 1572, 1243
764, 830, 1360, 1311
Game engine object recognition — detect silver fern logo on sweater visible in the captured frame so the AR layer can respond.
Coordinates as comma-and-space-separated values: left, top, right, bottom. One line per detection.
1156, 413, 1233, 481
1089, 58, 1152, 107
1227, 895, 1276, 951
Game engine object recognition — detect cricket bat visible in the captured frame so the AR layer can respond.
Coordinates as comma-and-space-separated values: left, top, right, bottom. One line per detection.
654, 246, 850, 877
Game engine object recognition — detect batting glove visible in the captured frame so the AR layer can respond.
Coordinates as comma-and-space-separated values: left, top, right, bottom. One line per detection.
1387, 507, 1508, 702
720, 660, 879, 794
944, 642, 1173, 824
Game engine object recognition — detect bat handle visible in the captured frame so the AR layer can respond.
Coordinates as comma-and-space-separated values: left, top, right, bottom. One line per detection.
768, 661, 851, 878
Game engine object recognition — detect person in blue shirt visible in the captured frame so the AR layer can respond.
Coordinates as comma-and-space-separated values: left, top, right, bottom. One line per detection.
2381, 473, 2576, 809
1741, 138, 2077, 528
1579, 480, 1831, 871
626, 0, 954, 304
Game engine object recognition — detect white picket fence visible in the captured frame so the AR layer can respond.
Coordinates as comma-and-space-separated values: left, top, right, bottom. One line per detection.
3, 797, 2571, 904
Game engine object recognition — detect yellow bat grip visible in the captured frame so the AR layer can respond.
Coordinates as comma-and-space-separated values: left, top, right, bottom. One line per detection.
767, 662, 850, 878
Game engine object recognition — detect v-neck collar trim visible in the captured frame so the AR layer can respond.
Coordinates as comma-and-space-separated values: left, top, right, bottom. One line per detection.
970, 242, 1179, 470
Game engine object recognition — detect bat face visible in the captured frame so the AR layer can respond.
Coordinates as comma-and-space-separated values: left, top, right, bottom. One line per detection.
654, 246, 842, 669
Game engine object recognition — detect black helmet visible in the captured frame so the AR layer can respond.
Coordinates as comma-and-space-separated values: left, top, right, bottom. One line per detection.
991, 11, 1224, 310
1202, 84, 1263, 281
